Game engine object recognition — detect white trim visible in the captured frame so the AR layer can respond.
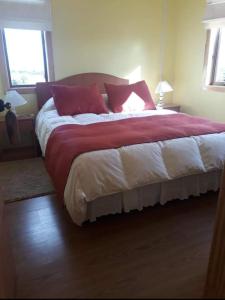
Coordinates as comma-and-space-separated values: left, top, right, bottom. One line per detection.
207, 0, 225, 4
203, 18, 225, 29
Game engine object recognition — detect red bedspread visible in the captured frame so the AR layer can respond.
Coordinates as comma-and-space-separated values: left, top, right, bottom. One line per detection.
45, 113, 225, 199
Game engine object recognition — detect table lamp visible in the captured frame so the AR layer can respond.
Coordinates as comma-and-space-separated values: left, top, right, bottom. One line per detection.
0, 91, 27, 144
155, 80, 173, 109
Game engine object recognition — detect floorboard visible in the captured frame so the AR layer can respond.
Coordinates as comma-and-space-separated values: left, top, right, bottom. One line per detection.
6, 192, 217, 298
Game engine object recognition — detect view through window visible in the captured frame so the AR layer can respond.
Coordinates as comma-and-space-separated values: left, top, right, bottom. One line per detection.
3, 28, 47, 87
206, 28, 225, 86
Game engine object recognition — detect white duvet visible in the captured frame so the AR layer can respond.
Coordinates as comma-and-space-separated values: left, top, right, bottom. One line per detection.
36, 98, 225, 225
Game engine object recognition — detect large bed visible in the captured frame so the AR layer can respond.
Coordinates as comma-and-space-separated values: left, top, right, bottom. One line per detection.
35, 73, 225, 226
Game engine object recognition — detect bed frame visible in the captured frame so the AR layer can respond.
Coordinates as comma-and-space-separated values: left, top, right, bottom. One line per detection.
36, 72, 129, 110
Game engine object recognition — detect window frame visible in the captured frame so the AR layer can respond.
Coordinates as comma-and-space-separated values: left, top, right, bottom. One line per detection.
204, 28, 225, 91
0, 29, 54, 94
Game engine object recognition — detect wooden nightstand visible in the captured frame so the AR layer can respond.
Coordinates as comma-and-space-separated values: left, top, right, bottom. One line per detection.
162, 103, 181, 112
0, 114, 40, 161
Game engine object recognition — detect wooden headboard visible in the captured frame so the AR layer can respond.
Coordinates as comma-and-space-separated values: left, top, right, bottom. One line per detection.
36, 72, 129, 110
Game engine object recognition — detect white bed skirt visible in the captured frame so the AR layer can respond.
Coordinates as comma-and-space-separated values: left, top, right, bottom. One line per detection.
83, 171, 221, 224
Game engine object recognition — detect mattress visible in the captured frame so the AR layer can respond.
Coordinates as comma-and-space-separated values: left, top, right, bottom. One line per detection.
36, 98, 225, 225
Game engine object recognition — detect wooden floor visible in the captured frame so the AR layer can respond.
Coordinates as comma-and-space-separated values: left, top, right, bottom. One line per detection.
5, 192, 218, 299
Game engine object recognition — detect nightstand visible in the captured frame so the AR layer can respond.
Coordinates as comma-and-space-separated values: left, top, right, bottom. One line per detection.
162, 103, 181, 112
0, 114, 40, 161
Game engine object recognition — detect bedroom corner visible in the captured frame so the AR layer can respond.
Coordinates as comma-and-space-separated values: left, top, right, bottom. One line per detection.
1, 0, 225, 299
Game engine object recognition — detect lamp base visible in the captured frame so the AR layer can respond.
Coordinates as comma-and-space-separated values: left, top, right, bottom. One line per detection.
157, 94, 165, 109
5, 110, 20, 145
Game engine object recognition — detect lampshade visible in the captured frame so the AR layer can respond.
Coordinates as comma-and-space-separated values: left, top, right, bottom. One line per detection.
155, 81, 173, 94
3, 91, 27, 107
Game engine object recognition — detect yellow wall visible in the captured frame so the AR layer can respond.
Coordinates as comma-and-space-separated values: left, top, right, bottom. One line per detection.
173, 0, 225, 122
0, 75, 5, 118
0, 75, 3, 99
51, 0, 175, 103
0, 93, 37, 118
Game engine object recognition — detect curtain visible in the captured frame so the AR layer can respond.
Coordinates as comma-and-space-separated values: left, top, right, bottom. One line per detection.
0, 0, 52, 31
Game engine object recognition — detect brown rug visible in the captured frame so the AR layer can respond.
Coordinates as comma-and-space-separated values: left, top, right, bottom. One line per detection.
0, 158, 55, 203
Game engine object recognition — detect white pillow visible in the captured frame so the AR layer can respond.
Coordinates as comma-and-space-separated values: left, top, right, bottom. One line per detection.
102, 93, 112, 112
122, 92, 145, 112
41, 97, 55, 112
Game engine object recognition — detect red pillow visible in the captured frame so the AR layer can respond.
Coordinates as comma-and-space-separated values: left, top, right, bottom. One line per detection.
51, 84, 109, 116
105, 80, 156, 113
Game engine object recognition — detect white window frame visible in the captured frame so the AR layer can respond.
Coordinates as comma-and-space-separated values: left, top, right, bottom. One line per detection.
204, 28, 225, 92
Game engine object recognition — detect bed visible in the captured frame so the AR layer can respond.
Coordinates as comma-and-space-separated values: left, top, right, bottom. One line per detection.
35, 73, 225, 226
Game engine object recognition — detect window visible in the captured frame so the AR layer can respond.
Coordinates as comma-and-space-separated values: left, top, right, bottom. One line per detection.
212, 29, 225, 84
0, 28, 54, 92
203, 0, 225, 90
3, 28, 48, 87
204, 28, 225, 87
